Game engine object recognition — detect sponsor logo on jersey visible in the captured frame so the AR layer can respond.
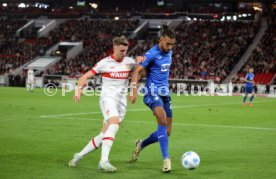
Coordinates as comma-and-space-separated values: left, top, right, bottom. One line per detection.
110, 72, 129, 78
102, 71, 130, 79
161, 63, 170, 72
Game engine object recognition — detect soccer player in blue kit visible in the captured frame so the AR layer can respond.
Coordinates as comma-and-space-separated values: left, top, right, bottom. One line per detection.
243, 67, 255, 107
129, 25, 175, 172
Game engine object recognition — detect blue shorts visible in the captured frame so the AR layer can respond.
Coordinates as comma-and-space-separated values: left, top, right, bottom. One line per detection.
143, 94, 172, 118
245, 86, 254, 94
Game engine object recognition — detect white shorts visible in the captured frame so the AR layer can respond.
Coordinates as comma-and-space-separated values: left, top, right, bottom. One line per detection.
27, 78, 34, 84
99, 96, 127, 123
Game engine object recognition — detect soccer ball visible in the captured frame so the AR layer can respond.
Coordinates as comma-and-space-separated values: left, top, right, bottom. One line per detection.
181, 151, 200, 170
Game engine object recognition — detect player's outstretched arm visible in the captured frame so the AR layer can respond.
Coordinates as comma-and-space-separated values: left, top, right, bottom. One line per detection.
135, 56, 145, 64
129, 65, 145, 104
74, 71, 95, 102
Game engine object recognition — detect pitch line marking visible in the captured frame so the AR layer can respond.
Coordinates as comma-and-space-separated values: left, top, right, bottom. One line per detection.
39, 100, 276, 131
43, 116, 276, 131
40, 100, 276, 118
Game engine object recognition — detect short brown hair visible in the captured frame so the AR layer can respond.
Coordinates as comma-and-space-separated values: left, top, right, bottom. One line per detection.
113, 36, 129, 46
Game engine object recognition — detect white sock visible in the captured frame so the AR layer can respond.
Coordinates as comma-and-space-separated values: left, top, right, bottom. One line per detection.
26, 84, 30, 91
30, 83, 34, 91
100, 124, 119, 163
78, 133, 103, 157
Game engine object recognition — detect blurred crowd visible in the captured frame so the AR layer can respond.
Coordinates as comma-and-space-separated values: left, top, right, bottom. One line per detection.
1, 16, 275, 85
239, 17, 275, 74
0, 18, 52, 75
0, 18, 139, 76
233, 16, 275, 83
173, 21, 258, 82
45, 19, 139, 77
130, 20, 259, 83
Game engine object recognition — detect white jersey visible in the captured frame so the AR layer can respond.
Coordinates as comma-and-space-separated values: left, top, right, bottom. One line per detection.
27, 69, 34, 79
27, 69, 34, 83
90, 55, 135, 99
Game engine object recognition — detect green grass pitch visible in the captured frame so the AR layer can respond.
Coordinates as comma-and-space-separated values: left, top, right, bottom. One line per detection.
0, 87, 276, 179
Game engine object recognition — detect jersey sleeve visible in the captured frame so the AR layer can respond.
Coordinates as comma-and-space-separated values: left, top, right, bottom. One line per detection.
140, 51, 154, 68
90, 60, 105, 75
129, 58, 137, 70
245, 73, 250, 81
128, 57, 136, 65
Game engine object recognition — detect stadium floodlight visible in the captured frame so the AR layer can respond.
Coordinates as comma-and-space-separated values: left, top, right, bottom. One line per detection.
242, 14, 247, 17
253, 6, 262, 11
226, 16, 231, 20
18, 3, 26, 8
220, 16, 225, 21
2, 3, 7, 7
233, 15, 237, 21
89, 3, 98, 9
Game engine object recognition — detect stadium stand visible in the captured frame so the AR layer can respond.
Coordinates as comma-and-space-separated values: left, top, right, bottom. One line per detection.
0, 18, 139, 76
234, 16, 276, 84
45, 19, 139, 77
130, 20, 259, 83
0, 2, 274, 90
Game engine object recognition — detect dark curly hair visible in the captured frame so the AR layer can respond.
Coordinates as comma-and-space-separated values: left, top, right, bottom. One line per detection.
159, 25, 175, 39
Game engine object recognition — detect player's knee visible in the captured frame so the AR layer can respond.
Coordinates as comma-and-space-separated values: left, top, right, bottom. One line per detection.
108, 116, 120, 125
155, 110, 166, 121
158, 118, 167, 126
155, 111, 166, 121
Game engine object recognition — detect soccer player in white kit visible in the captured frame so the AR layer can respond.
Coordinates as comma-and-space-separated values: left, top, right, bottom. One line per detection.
26, 68, 35, 92
69, 36, 139, 172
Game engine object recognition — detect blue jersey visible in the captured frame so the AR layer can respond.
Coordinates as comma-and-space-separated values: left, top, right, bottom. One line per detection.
140, 45, 172, 96
245, 73, 254, 88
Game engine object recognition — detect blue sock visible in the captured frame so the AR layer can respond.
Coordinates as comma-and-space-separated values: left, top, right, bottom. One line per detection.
250, 95, 254, 102
157, 125, 169, 159
243, 95, 247, 103
141, 131, 158, 149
